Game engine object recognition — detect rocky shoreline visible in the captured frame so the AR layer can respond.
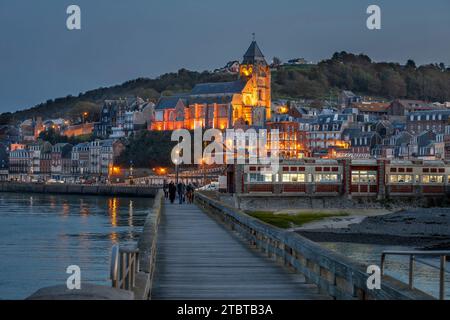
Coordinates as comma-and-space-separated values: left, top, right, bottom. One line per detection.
297, 208, 450, 250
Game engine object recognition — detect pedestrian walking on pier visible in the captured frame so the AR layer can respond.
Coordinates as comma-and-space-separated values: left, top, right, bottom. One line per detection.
168, 182, 176, 204
163, 182, 169, 200
177, 182, 185, 204
186, 183, 194, 204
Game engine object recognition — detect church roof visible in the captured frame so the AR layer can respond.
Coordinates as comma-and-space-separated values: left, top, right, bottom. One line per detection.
242, 41, 266, 65
155, 96, 186, 110
188, 95, 234, 105
191, 80, 246, 96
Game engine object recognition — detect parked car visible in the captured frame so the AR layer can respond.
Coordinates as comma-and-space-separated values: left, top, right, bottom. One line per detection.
46, 179, 64, 184
197, 182, 219, 191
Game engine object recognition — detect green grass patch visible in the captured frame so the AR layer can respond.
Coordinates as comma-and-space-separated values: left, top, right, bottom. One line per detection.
247, 211, 349, 229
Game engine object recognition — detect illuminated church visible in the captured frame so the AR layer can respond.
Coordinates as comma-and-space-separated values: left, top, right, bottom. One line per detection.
151, 40, 271, 131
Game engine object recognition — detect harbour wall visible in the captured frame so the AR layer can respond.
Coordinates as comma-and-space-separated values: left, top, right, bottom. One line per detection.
219, 194, 450, 211
0, 182, 159, 198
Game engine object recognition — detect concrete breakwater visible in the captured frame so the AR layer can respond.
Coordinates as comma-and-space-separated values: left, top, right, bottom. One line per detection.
0, 182, 159, 198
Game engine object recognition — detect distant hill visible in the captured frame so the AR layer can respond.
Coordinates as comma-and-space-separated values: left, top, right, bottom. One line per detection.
0, 69, 235, 125
272, 52, 450, 102
2, 52, 450, 124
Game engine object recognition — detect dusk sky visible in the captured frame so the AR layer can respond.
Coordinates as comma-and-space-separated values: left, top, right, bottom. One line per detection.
0, 0, 449, 113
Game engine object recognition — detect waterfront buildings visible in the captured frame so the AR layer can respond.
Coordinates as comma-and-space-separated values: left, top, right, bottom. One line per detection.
71, 142, 90, 177
407, 110, 450, 135
51, 143, 73, 181
8, 148, 30, 182
388, 99, 441, 116
5, 139, 123, 183
228, 158, 450, 198
94, 98, 153, 139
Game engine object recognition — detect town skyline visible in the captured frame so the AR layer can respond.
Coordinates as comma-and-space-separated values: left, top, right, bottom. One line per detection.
1, 0, 450, 112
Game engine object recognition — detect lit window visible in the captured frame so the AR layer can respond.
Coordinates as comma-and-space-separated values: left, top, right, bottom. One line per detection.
352, 171, 377, 183
315, 174, 339, 183
389, 174, 413, 183
282, 174, 306, 183
248, 173, 273, 183
422, 175, 443, 184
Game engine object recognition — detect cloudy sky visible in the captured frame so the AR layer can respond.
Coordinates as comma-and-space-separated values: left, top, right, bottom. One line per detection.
0, 0, 449, 112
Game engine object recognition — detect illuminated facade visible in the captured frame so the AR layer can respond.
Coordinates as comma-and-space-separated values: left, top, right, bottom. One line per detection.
151, 40, 271, 131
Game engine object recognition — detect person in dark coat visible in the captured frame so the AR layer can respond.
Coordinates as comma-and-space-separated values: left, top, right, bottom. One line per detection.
163, 182, 169, 199
168, 182, 176, 204
177, 182, 184, 204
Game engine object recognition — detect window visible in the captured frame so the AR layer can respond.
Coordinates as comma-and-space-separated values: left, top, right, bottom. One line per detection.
282, 174, 306, 183
352, 170, 377, 183
389, 174, 413, 183
248, 173, 273, 183
315, 174, 339, 183
422, 175, 443, 184
155, 111, 164, 122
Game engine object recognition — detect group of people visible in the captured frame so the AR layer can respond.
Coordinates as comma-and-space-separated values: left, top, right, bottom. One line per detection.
163, 181, 196, 204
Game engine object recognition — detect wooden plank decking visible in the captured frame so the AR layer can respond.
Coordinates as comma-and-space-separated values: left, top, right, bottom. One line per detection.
151, 201, 329, 300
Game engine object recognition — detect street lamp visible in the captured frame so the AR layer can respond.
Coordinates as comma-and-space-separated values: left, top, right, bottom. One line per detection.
129, 160, 134, 185
174, 148, 180, 184
200, 157, 206, 187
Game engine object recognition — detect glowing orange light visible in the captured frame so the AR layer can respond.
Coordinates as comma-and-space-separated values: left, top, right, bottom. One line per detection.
279, 106, 289, 114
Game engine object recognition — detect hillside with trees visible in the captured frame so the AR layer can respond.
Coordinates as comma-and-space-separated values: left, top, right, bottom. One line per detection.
116, 131, 177, 169
0, 70, 235, 125
2, 52, 450, 125
272, 52, 450, 102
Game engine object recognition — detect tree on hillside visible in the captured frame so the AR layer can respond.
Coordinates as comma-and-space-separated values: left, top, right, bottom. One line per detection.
406, 59, 417, 69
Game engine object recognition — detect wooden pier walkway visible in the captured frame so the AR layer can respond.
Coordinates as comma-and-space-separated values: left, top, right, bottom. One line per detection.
151, 200, 329, 300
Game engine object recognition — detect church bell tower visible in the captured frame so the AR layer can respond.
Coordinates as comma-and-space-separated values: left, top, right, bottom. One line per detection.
239, 36, 271, 123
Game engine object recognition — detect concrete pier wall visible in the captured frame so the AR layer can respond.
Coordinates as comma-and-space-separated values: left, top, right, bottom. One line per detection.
223, 194, 450, 211
0, 182, 159, 198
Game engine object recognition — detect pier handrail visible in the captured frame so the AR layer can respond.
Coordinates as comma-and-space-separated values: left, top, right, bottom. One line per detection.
110, 242, 140, 290
381, 250, 448, 300
195, 191, 434, 300
109, 189, 163, 299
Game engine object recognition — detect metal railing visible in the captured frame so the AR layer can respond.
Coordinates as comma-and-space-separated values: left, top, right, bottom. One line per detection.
110, 243, 140, 290
381, 250, 449, 300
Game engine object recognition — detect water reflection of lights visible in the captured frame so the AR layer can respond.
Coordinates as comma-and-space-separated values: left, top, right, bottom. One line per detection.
129, 200, 134, 226
62, 202, 70, 216
108, 198, 118, 227
109, 232, 119, 243
80, 205, 90, 217
78, 198, 90, 217
50, 196, 56, 209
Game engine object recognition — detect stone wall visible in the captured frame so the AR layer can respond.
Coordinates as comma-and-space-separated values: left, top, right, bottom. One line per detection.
224, 194, 449, 211
0, 182, 159, 198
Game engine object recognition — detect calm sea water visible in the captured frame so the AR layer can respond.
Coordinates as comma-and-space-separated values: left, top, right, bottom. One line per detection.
0, 192, 153, 300
321, 242, 450, 300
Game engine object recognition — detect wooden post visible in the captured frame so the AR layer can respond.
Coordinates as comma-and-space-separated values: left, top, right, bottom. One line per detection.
440, 256, 446, 300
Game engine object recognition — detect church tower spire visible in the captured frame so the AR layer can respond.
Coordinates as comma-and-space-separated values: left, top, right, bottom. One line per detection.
242, 37, 267, 66
238, 37, 271, 124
